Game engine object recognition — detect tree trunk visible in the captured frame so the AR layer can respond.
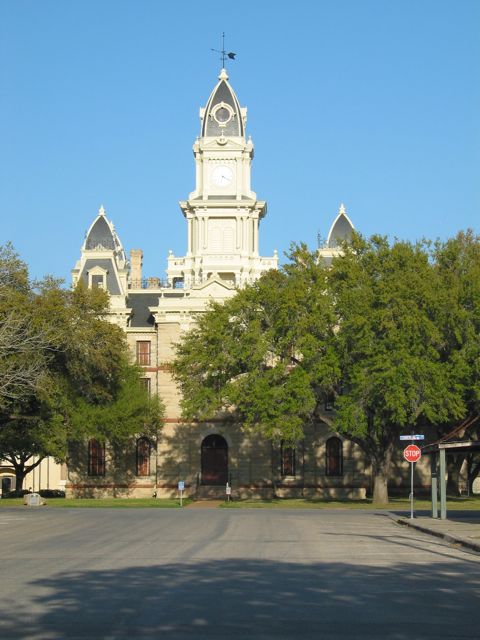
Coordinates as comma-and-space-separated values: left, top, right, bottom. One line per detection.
447, 454, 464, 496
372, 467, 389, 504
15, 467, 27, 492
371, 445, 393, 505
11, 455, 44, 493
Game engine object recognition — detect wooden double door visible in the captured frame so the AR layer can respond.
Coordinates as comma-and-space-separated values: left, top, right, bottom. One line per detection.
201, 434, 228, 485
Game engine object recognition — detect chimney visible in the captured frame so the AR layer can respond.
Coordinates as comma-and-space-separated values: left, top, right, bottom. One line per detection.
130, 249, 143, 288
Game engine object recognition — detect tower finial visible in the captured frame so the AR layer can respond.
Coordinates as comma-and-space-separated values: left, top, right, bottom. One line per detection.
99, 204, 106, 216
211, 32, 236, 70
339, 203, 346, 215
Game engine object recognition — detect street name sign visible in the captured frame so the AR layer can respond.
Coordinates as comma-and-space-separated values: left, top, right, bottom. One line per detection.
403, 445, 421, 463
400, 435, 425, 441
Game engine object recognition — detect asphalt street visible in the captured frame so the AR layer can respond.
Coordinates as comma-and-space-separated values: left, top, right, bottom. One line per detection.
0, 508, 479, 639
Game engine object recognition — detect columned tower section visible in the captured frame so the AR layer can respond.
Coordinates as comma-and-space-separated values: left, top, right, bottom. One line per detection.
167, 68, 277, 289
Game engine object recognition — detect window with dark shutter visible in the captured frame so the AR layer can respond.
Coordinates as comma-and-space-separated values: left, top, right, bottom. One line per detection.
281, 441, 296, 476
326, 437, 343, 476
136, 438, 151, 476
88, 439, 105, 476
141, 378, 151, 395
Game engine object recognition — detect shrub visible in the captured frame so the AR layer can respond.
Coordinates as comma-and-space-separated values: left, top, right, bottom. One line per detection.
1, 489, 30, 498
1, 489, 65, 499
39, 489, 65, 498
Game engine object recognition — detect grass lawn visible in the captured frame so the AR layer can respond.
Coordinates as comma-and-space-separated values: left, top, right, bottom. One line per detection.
220, 496, 480, 510
0, 497, 190, 508
1, 495, 479, 510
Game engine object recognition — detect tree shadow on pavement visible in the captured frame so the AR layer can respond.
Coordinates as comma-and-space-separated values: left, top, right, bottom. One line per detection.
440, 511, 480, 524
1, 556, 479, 640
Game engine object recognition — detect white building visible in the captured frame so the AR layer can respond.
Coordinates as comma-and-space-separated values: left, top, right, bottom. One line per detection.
67, 69, 370, 499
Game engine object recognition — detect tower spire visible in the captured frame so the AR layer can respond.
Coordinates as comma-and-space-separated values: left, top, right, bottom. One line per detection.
211, 32, 236, 69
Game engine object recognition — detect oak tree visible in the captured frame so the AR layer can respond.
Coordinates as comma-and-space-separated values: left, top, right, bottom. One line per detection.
173, 234, 471, 503
0, 245, 164, 490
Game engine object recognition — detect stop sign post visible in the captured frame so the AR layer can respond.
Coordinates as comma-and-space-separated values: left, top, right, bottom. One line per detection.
403, 444, 422, 519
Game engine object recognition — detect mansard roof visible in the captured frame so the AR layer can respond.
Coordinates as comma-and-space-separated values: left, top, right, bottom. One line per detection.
85, 215, 115, 250
127, 293, 159, 328
327, 204, 355, 248
201, 69, 244, 138
83, 206, 126, 261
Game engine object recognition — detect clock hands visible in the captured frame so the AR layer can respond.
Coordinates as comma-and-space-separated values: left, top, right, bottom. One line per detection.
212, 165, 233, 187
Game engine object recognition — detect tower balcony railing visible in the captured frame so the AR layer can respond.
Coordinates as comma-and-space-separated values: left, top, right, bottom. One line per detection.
129, 278, 166, 290
128, 278, 184, 290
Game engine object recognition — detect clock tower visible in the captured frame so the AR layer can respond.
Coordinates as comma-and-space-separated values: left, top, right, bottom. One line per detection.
167, 68, 277, 289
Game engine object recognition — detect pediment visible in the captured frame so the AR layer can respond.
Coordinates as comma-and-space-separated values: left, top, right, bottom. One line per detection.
189, 278, 235, 298
201, 138, 245, 151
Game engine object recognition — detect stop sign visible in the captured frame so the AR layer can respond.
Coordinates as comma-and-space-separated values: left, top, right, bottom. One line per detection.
404, 444, 421, 463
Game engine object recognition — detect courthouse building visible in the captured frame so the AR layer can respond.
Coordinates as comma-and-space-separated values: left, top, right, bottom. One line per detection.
66, 68, 386, 499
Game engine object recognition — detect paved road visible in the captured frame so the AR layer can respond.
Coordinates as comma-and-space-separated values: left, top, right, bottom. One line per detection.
0, 508, 479, 639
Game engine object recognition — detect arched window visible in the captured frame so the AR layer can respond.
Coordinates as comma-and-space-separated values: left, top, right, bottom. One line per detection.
326, 437, 343, 476
1, 476, 15, 494
88, 439, 105, 476
136, 437, 151, 476
281, 441, 296, 477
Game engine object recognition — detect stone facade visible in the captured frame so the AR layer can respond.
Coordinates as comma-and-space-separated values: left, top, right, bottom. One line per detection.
0, 458, 66, 496
66, 68, 434, 500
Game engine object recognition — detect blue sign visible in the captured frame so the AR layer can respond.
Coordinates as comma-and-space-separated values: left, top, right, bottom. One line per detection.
178, 481, 185, 491
400, 435, 425, 441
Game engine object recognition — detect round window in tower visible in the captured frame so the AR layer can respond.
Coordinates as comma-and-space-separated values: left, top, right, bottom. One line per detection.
214, 106, 231, 124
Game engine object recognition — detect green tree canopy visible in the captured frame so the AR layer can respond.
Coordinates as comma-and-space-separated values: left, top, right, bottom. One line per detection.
173, 261, 335, 443
173, 233, 477, 503
326, 234, 466, 502
433, 230, 480, 492
0, 244, 164, 490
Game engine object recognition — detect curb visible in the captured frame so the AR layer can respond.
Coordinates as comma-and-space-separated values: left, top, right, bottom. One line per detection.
390, 514, 480, 554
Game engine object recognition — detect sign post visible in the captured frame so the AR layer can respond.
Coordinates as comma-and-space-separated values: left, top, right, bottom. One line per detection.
226, 482, 231, 502
403, 445, 422, 519
178, 480, 185, 507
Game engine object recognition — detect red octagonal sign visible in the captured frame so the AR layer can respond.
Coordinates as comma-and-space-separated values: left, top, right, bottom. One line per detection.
404, 444, 421, 463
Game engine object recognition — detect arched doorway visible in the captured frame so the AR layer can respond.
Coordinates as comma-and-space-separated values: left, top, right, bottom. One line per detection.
201, 434, 228, 485
1, 476, 14, 495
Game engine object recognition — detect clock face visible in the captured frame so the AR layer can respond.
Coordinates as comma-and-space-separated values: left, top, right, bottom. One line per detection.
211, 165, 234, 188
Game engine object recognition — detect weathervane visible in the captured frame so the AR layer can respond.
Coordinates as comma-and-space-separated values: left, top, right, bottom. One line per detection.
211, 32, 236, 68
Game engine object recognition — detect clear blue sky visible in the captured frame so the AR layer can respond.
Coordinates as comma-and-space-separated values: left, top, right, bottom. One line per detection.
1, 0, 479, 282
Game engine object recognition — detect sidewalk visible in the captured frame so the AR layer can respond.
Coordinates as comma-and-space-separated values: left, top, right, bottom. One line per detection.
185, 500, 224, 509
390, 511, 480, 553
